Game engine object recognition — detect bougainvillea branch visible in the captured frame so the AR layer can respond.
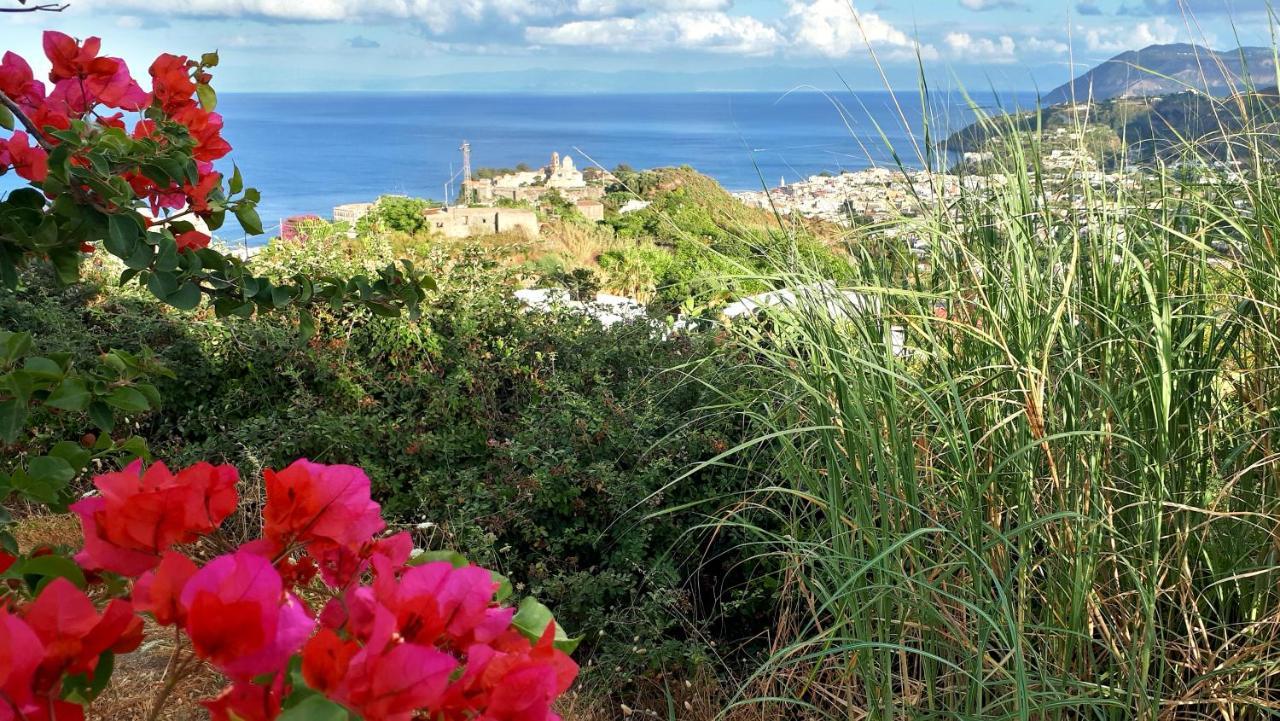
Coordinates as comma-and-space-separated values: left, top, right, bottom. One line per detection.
0, 89, 52, 149
0, 31, 433, 321
0, 1, 70, 12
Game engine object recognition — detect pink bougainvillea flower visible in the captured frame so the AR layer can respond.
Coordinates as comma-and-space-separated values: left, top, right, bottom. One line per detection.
0, 51, 45, 110
22, 578, 143, 692
0, 607, 43, 719
310, 530, 413, 589
303, 602, 456, 721
132, 551, 198, 626
70, 459, 238, 577
203, 677, 284, 721
263, 460, 385, 555
442, 625, 579, 721
41, 31, 148, 112
180, 550, 314, 679
372, 557, 512, 648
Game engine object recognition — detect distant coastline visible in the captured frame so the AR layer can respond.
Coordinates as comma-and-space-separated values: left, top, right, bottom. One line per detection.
206, 89, 1037, 242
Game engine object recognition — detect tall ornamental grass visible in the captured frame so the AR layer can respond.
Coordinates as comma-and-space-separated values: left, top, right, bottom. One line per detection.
696, 45, 1280, 720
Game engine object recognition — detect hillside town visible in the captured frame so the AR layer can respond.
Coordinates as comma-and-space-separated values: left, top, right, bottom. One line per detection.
303, 147, 608, 241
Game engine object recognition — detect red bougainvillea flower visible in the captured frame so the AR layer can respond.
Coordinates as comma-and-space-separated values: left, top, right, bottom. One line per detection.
25, 105, 70, 136
42, 31, 148, 112
0, 607, 43, 719
180, 550, 314, 679
148, 53, 196, 115
132, 551, 198, 626
0, 51, 45, 109
302, 600, 457, 721
0, 551, 14, 576
70, 459, 238, 577
372, 556, 513, 648
22, 578, 143, 692
174, 229, 211, 252
172, 105, 231, 162
203, 676, 284, 721
0, 132, 49, 183
301, 627, 359, 694
263, 460, 385, 555
309, 529, 413, 589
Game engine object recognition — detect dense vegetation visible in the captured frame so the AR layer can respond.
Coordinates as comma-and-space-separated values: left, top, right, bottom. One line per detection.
10, 31, 1280, 719
0, 239, 776, 692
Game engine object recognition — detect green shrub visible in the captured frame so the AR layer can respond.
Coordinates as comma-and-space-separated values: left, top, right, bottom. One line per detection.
1, 245, 773, 686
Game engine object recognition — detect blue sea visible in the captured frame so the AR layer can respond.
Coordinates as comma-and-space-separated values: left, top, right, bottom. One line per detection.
217, 91, 1041, 241
5, 91, 1040, 243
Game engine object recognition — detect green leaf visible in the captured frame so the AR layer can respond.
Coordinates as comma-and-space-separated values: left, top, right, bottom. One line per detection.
154, 237, 179, 273
511, 597, 581, 654
45, 378, 90, 411
88, 401, 114, 433
105, 387, 150, 413
165, 281, 202, 311
298, 308, 316, 343
27, 455, 75, 489
22, 356, 63, 381
48, 248, 81, 285
124, 240, 155, 270
196, 83, 217, 111
146, 270, 179, 299
229, 164, 243, 195
235, 204, 264, 235
106, 214, 141, 259
0, 399, 26, 444
407, 549, 468, 568
20, 554, 86, 591
0, 104, 13, 131
115, 435, 150, 462
135, 383, 162, 410
491, 571, 513, 602
49, 440, 91, 473
201, 51, 220, 67
1, 331, 33, 364
278, 695, 350, 721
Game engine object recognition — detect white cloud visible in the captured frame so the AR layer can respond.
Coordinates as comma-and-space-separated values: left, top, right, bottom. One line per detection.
85, 0, 730, 33
959, 0, 1024, 10
945, 32, 1018, 63
785, 0, 926, 59
1083, 18, 1179, 53
1022, 36, 1069, 56
527, 11, 784, 56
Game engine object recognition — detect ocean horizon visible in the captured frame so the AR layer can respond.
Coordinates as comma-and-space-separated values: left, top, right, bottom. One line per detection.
212, 90, 1043, 243
0, 90, 1037, 245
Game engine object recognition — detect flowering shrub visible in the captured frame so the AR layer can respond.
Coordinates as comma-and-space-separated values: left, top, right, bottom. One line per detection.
0, 33, 433, 561
0, 30, 431, 316
0, 458, 578, 720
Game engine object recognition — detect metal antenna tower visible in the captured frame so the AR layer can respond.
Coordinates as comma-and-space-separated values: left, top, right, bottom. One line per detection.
460, 140, 472, 183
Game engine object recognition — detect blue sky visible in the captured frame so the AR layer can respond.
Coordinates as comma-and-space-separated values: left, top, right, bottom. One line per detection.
1, 0, 1274, 91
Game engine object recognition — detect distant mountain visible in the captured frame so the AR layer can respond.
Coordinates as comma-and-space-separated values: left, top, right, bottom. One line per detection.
1044, 44, 1277, 105
948, 87, 1280, 166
